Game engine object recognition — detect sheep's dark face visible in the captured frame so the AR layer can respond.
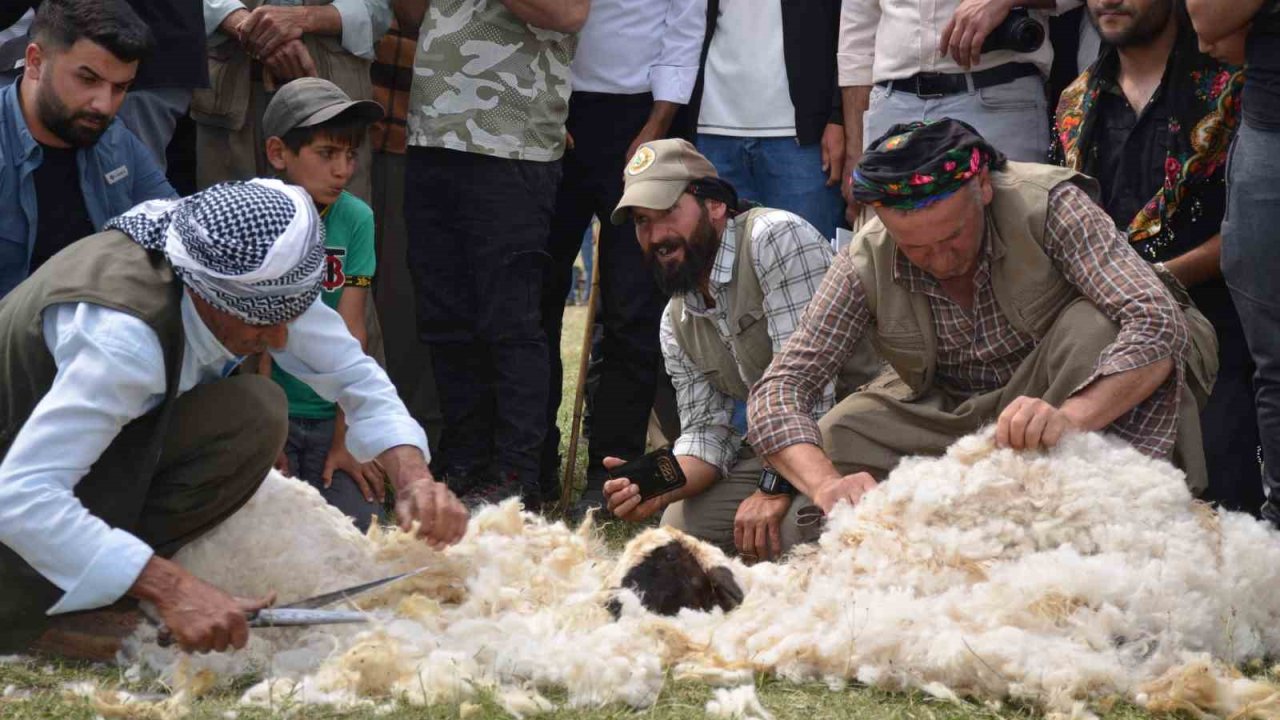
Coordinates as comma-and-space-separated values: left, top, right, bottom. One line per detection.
608, 540, 743, 617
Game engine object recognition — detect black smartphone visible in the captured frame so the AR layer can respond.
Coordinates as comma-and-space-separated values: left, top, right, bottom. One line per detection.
607, 446, 687, 502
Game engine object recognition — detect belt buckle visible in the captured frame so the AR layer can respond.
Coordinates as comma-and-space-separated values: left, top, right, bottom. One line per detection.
914, 72, 947, 100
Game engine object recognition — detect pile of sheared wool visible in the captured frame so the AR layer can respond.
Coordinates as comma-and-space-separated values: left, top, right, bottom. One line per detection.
120, 430, 1280, 718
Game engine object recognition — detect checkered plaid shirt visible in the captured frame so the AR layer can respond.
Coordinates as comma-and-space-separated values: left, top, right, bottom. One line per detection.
748, 183, 1189, 459
663, 210, 838, 477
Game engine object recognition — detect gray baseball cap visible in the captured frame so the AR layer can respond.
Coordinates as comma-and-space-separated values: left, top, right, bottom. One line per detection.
611, 139, 718, 225
262, 77, 384, 140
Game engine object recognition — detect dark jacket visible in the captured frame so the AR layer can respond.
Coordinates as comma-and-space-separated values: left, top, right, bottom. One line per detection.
688, 0, 842, 145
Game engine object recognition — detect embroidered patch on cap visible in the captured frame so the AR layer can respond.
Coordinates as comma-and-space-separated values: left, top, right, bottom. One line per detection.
626, 146, 657, 176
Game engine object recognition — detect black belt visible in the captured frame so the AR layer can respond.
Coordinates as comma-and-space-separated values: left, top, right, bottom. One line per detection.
876, 62, 1040, 99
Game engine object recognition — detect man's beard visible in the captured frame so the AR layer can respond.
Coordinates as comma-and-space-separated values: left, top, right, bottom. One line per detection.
651, 212, 720, 297
1088, 0, 1174, 48
36, 81, 111, 147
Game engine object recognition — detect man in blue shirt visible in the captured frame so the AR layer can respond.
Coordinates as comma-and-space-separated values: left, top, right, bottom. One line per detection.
0, 0, 175, 298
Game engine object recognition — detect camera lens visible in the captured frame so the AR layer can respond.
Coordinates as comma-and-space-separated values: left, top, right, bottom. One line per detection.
1010, 17, 1046, 53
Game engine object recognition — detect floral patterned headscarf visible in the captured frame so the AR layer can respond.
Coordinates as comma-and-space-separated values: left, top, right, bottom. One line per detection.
852, 119, 1008, 211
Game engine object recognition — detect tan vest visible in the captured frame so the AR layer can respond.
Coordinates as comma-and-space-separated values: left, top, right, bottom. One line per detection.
0, 232, 185, 461
191, 0, 373, 132
850, 163, 1102, 398
849, 161, 1219, 404
669, 209, 881, 403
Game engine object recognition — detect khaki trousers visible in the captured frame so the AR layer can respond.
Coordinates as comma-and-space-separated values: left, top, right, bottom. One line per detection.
0, 376, 288, 651
661, 446, 821, 557
820, 299, 1208, 491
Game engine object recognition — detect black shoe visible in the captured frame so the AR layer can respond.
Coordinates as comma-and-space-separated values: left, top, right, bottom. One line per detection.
566, 486, 611, 525
464, 470, 529, 510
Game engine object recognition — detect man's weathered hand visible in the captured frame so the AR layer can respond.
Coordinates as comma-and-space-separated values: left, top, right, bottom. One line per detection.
394, 477, 468, 549
274, 450, 290, 476
821, 122, 846, 188
940, 0, 1016, 69
240, 6, 308, 59
733, 490, 791, 562
379, 445, 468, 548
811, 471, 877, 515
602, 457, 668, 522
142, 559, 275, 654
262, 40, 317, 83
996, 395, 1078, 452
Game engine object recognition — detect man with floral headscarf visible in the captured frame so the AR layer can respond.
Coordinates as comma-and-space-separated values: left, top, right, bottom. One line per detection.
747, 118, 1216, 516
0, 178, 467, 660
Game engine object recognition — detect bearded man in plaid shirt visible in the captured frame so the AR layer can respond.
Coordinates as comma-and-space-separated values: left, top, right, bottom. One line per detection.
748, 118, 1219, 517
600, 139, 881, 562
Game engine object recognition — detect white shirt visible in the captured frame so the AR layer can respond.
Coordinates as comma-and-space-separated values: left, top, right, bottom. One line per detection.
0, 294, 427, 616
697, 0, 798, 138
837, 0, 1083, 87
570, 0, 707, 104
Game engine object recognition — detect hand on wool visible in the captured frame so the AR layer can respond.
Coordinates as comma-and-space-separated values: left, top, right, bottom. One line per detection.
734, 491, 791, 562
324, 445, 385, 504
602, 457, 670, 522
380, 446, 468, 550
996, 396, 1080, 452
811, 471, 877, 515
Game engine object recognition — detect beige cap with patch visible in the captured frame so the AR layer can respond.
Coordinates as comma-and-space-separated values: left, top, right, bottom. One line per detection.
610, 139, 718, 225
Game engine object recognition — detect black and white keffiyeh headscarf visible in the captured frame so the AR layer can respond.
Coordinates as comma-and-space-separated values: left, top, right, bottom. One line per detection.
106, 179, 326, 326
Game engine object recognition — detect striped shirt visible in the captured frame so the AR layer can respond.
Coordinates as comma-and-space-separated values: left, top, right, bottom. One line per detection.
748, 183, 1189, 459
663, 209, 837, 477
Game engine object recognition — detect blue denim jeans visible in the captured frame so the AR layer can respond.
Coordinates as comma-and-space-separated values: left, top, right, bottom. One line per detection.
695, 134, 845, 241
284, 416, 388, 533
1222, 121, 1280, 524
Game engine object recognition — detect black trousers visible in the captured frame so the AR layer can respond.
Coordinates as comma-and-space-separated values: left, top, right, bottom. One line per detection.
0, 376, 286, 651
1194, 284, 1265, 515
405, 147, 559, 491
539, 92, 669, 498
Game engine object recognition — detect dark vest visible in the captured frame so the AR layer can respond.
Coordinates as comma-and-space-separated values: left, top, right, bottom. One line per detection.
0, 231, 185, 463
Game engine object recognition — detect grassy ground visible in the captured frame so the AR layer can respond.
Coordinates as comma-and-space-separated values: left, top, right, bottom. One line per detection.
0, 305, 1164, 719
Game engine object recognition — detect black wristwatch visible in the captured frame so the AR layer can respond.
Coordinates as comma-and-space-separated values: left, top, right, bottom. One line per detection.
758, 468, 797, 496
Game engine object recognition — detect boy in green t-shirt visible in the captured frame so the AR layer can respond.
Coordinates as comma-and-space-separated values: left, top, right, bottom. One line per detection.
257, 78, 387, 531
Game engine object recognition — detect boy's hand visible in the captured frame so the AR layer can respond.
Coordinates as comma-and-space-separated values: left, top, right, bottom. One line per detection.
324, 445, 385, 504
274, 451, 290, 476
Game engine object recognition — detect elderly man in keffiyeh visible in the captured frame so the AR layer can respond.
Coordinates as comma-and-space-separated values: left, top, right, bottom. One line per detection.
747, 118, 1218, 518
0, 179, 467, 660
1050, 0, 1259, 516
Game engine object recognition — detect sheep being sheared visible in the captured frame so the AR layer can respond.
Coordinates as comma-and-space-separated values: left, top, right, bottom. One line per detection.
116, 429, 1280, 719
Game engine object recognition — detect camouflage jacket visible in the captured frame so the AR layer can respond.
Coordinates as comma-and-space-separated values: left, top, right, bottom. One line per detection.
407, 0, 577, 162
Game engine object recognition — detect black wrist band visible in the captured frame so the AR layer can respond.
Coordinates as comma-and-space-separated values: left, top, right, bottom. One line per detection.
758, 468, 797, 496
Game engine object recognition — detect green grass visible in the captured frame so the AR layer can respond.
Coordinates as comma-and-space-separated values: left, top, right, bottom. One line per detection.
0, 305, 1168, 719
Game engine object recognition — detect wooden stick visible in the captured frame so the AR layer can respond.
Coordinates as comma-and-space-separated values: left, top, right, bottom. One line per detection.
562, 223, 602, 507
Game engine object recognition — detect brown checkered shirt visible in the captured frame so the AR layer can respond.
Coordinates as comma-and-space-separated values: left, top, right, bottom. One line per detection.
747, 183, 1190, 459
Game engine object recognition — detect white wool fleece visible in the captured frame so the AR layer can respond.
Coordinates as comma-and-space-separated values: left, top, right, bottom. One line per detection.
118, 431, 1280, 719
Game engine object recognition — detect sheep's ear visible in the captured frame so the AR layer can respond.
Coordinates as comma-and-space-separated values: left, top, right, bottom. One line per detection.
706, 566, 743, 612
